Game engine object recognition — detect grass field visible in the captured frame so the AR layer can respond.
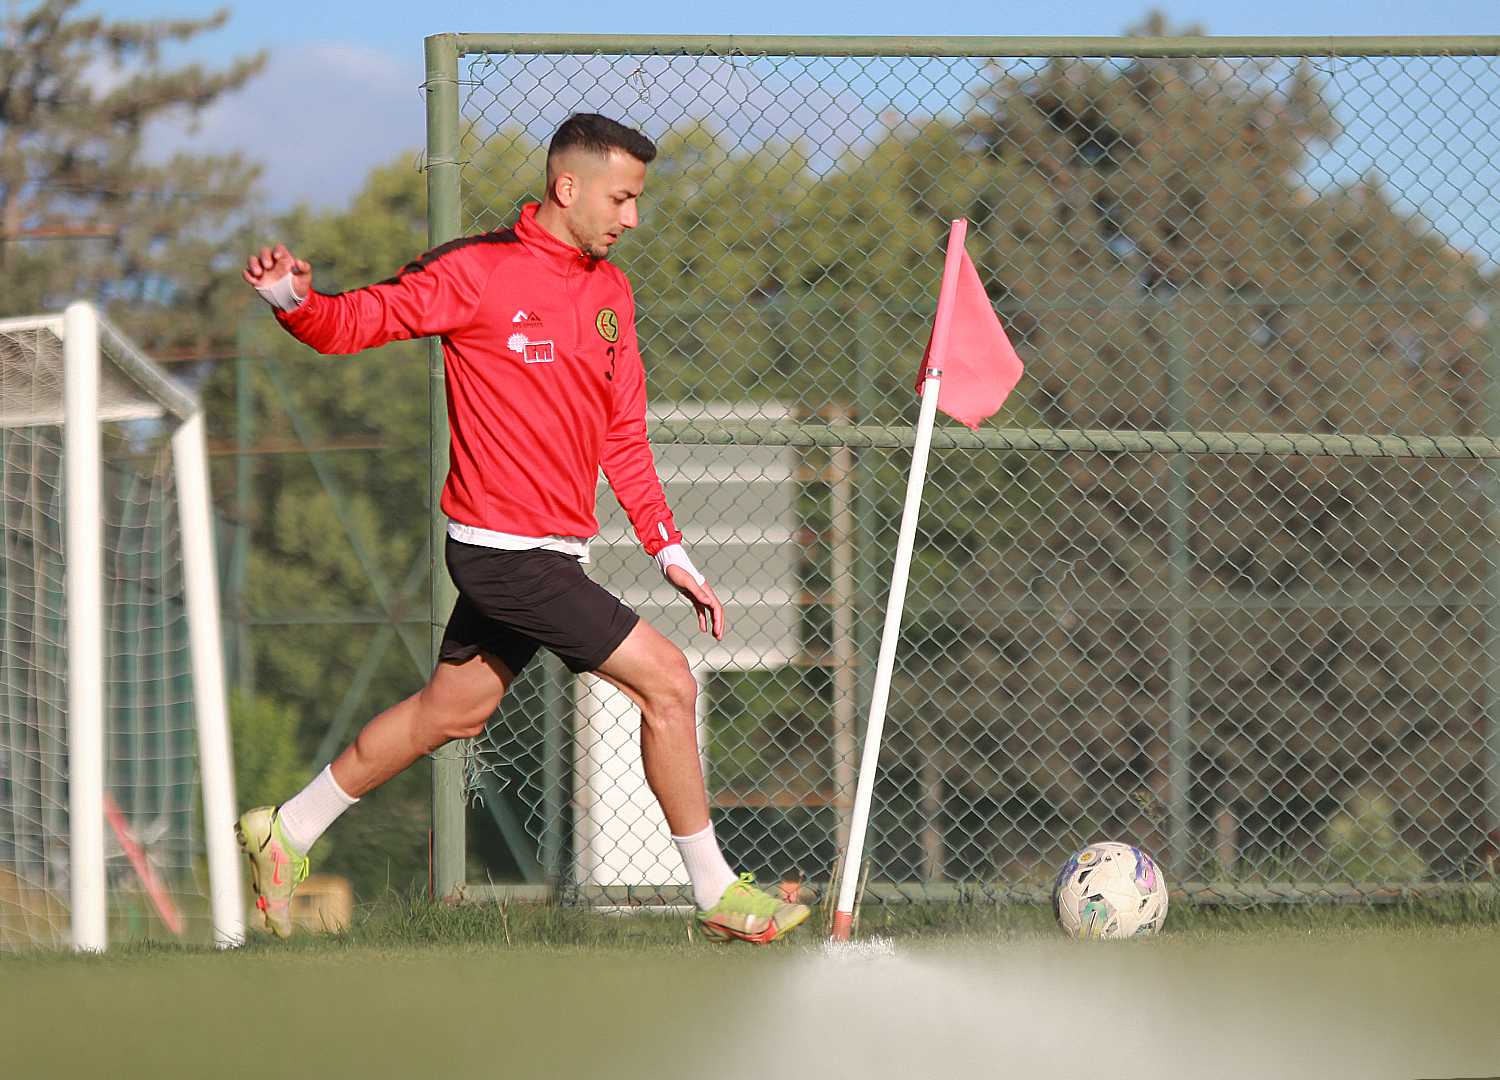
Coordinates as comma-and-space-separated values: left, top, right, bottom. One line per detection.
4, 897, 1500, 1079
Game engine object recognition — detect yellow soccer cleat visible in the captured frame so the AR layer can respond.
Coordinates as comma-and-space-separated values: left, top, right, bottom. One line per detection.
697, 873, 810, 944
235, 806, 309, 938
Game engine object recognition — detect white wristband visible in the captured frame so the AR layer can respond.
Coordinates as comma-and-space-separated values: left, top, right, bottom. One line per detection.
655, 543, 705, 586
255, 271, 306, 312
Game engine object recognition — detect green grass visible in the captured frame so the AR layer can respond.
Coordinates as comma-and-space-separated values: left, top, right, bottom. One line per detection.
12, 886, 1500, 961
5, 893, 1500, 1079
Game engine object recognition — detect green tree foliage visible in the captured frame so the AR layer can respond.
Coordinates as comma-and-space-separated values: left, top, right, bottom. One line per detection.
0, 0, 262, 355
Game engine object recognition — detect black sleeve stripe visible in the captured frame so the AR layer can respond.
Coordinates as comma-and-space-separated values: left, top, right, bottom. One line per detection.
370, 228, 520, 288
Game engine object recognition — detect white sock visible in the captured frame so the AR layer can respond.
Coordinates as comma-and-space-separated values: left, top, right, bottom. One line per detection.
672, 823, 739, 911
276, 765, 357, 855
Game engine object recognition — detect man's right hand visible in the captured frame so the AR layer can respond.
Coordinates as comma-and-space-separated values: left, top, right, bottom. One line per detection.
244, 243, 312, 309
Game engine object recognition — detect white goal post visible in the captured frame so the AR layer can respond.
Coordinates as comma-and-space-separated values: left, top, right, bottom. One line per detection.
0, 302, 241, 950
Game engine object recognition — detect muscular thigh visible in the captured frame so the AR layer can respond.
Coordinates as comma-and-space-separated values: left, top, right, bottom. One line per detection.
591, 617, 695, 710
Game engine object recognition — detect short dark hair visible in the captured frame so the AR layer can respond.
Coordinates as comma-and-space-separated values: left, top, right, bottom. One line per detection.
548, 113, 657, 166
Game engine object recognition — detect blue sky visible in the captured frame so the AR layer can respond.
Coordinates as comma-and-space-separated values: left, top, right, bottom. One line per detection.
98, 0, 1500, 59
95, 0, 1498, 210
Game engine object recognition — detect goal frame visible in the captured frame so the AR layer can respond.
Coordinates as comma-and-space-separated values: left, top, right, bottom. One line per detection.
0, 302, 242, 949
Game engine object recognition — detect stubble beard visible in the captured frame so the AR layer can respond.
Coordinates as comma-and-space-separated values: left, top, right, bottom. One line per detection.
581, 232, 615, 261
567, 220, 613, 261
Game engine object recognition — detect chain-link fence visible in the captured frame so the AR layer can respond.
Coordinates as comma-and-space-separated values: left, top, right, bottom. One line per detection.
425, 36, 1500, 904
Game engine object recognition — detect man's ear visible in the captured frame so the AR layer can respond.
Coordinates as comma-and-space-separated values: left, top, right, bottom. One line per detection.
550, 169, 577, 208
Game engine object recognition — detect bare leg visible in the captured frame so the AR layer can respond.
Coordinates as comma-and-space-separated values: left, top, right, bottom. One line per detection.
330, 652, 513, 798
592, 619, 709, 836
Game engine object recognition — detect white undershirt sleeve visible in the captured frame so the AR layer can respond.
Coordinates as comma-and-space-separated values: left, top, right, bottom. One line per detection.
255, 271, 307, 313
654, 542, 705, 586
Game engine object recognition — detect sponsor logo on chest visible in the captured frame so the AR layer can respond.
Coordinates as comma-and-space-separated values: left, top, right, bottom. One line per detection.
507, 332, 554, 363
507, 310, 555, 364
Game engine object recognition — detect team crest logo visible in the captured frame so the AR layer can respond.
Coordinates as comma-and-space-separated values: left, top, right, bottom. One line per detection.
595, 309, 619, 342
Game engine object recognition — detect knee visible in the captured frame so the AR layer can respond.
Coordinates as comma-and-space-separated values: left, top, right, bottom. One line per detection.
641, 663, 698, 732
662, 657, 699, 715
418, 698, 496, 744
442, 708, 493, 742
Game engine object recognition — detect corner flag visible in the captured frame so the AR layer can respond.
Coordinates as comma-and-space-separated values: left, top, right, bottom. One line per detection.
916, 218, 1024, 429
830, 219, 1023, 942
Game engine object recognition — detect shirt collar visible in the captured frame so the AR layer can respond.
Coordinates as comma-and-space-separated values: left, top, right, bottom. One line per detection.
516, 202, 594, 267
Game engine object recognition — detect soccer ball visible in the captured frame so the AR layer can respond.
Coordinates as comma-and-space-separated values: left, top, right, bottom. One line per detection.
1051, 841, 1169, 938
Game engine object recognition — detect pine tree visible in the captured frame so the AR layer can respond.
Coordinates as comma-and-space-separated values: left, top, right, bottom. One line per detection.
0, 0, 263, 357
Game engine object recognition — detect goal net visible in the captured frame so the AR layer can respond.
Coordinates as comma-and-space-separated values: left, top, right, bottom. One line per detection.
0, 304, 240, 950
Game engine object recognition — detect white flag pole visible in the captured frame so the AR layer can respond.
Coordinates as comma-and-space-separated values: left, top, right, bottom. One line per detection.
829, 372, 943, 940
831, 220, 968, 941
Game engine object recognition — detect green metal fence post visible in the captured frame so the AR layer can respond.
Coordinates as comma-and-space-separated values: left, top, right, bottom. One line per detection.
541, 652, 568, 891
1484, 299, 1500, 871
853, 300, 883, 863
425, 32, 465, 901
1165, 295, 1195, 876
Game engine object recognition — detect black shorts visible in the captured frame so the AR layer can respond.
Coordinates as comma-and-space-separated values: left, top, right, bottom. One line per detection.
438, 539, 640, 676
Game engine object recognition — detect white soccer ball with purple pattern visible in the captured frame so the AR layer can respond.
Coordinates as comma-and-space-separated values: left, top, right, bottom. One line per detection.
1051, 841, 1169, 938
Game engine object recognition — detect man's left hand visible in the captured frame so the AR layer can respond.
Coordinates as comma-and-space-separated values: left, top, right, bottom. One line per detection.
665, 565, 725, 641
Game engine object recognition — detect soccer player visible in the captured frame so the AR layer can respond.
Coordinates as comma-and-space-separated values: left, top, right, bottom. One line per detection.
236, 113, 808, 945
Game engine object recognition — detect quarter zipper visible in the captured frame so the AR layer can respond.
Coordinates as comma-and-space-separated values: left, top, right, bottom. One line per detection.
569, 256, 588, 348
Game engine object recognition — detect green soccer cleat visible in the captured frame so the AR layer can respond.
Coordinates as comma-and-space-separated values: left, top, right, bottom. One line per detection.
235, 806, 309, 938
697, 873, 810, 944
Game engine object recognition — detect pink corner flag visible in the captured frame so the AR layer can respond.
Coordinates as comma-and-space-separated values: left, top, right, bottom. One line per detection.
916, 219, 1024, 429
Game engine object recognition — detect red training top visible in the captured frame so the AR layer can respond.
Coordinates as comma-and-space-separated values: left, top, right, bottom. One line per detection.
275, 203, 680, 556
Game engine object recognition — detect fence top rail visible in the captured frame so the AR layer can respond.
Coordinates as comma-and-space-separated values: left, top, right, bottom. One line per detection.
650, 420, 1500, 459
445, 33, 1500, 59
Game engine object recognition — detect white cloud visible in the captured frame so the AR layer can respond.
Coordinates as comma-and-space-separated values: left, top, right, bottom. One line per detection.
146, 42, 426, 210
